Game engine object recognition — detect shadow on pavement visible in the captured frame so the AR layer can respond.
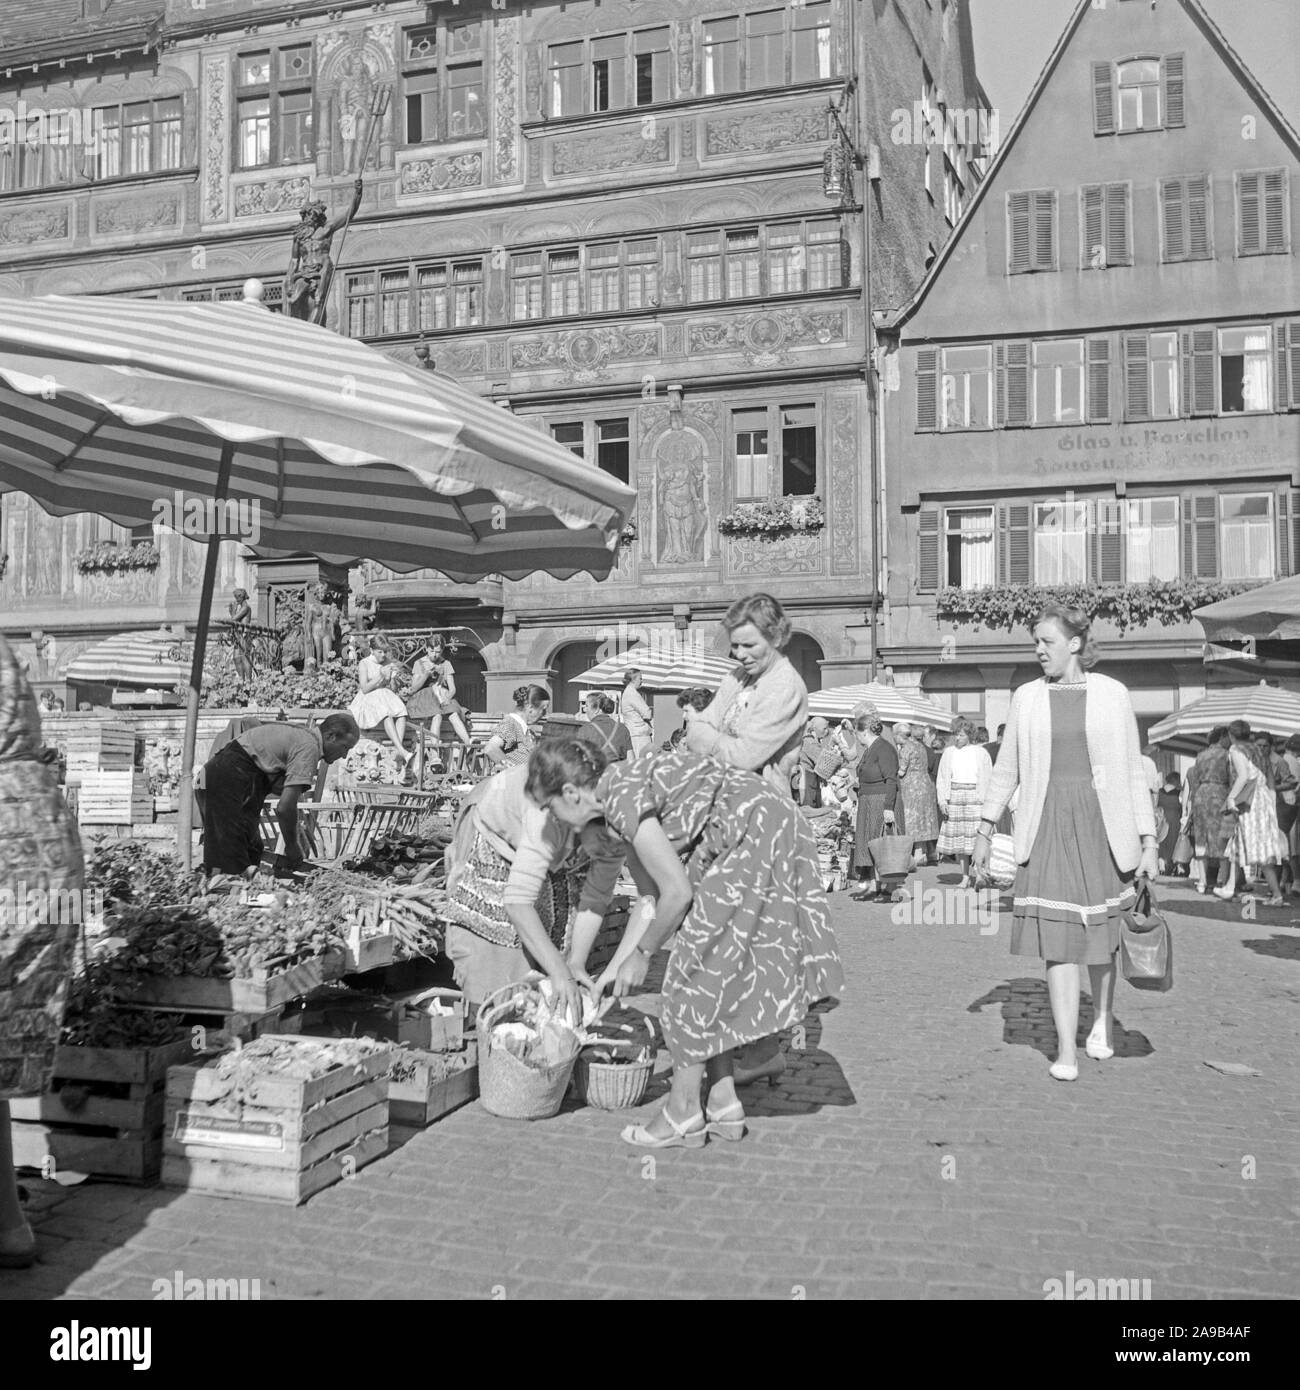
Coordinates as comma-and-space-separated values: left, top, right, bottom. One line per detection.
1241, 935, 1300, 962
967, 977, 1154, 1060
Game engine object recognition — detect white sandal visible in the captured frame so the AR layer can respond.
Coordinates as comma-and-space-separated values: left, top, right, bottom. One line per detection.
621, 1106, 707, 1149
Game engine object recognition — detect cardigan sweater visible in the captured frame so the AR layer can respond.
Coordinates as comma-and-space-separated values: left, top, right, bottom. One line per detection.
685, 654, 807, 796
980, 673, 1157, 871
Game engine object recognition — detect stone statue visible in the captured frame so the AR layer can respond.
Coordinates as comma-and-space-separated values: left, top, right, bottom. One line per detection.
284, 178, 363, 326
227, 587, 253, 682
337, 53, 375, 174
305, 582, 337, 669
656, 423, 708, 565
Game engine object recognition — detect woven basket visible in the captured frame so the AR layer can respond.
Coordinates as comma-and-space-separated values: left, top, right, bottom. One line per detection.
476, 982, 581, 1121
573, 1017, 656, 1110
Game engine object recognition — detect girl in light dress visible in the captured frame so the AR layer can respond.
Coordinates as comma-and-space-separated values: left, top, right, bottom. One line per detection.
936, 718, 993, 886
347, 636, 412, 778
1215, 720, 1284, 906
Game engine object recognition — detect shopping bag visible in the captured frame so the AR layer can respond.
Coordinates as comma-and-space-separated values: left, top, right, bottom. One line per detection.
1172, 832, 1194, 866
813, 743, 844, 780
866, 834, 914, 878
985, 832, 1017, 886
1120, 879, 1172, 992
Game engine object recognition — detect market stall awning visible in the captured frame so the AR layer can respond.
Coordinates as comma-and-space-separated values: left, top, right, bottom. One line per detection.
65, 628, 191, 687
1193, 577, 1300, 642
572, 646, 740, 692
1147, 680, 1300, 755
808, 682, 955, 730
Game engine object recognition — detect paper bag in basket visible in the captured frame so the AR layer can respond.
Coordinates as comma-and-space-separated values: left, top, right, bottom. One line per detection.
1120, 880, 1173, 992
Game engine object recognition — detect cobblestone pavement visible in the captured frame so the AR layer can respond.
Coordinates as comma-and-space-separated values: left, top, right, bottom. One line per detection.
4, 869, 1298, 1301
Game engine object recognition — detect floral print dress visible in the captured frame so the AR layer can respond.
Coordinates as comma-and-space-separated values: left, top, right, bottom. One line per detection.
597, 749, 844, 1064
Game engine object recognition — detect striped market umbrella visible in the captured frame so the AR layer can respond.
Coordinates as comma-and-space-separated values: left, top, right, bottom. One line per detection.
1147, 681, 1300, 755
0, 293, 635, 865
1193, 576, 1300, 642
571, 645, 740, 693
808, 682, 956, 731
64, 628, 192, 687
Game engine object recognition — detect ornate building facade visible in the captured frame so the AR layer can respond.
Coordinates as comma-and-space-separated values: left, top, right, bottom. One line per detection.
0, 0, 987, 710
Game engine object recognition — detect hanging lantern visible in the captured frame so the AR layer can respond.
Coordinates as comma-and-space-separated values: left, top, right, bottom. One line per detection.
822, 140, 848, 200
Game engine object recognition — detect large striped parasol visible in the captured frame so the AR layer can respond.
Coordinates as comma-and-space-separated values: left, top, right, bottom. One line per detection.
1193, 576, 1300, 642
64, 629, 192, 687
571, 645, 740, 692
1147, 681, 1300, 755
0, 293, 636, 866
808, 682, 955, 730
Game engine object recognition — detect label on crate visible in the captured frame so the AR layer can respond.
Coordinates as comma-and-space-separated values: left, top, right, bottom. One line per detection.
172, 1112, 286, 1152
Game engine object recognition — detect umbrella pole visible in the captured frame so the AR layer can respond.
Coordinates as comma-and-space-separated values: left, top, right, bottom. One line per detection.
176, 441, 235, 873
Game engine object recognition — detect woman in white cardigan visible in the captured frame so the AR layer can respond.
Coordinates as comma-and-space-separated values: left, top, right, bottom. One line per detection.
972, 604, 1158, 1082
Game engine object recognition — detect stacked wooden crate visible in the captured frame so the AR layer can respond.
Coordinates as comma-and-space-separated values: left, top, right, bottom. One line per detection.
387, 988, 478, 1127
64, 721, 136, 782
77, 771, 154, 826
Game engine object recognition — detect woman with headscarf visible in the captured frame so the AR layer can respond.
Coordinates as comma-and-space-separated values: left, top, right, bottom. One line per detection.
1185, 726, 1232, 894
848, 714, 899, 901
0, 634, 84, 1267
894, 721, 940, 868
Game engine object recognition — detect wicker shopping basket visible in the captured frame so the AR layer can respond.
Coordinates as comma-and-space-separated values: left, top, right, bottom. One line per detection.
573, 1015, 656, 1110
476, 982, 582, 1121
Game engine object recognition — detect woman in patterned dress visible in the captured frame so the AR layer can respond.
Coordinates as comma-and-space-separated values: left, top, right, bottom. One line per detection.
893, 721, 940, 866
1215, 721, 1284, 905
531, 740, 843, 1148
971, 605, 1158, 1082
1185, 727, 1232, 893
482, 685, 550, 771
0, 633, 84, 1267
936, 718, 993, 886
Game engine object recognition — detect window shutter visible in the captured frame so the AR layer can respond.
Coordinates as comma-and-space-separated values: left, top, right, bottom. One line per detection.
1187, 174, 1211, 259
1089, 499, 1124, 585
1277, 491, 1296, 577
1106, 183, 1130, 266
1264, 170, 1288, 252
1125, 333, 1151, 421
1239, 171, 1262, 254
1092, 60, 1115, 135
1162, 53, 1185, 128
916, 348, 939, 431
1182, 492, 1218, 579
1033, 191, 1056, 270
1181, 328, 1216, 416
998, 341, 1031, 427
1008, 191, 1031, 273
1162, 177, 1186, 261
998, 504, 1032, 585
1288, 323, 1300, 412
1276, 325, 1290, 412
1082, 184, 1104, 266
1087, 337, 1112, 422
917, 508, 941, 592
1289, 490, 1300, 576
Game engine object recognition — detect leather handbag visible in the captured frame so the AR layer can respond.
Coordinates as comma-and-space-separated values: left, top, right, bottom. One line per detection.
1120, 879, 1173, 992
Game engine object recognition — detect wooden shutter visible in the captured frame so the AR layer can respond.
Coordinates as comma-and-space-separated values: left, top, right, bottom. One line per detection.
1276, 491, 1299, 577
1287, 322, 1300, 412
1092, 60, 1116, 135
998, 504, 1032, 585
1161, 54, 1185, 128
1032, 191, 1056, 270
916, 348, 939, 431
1182, 492, 1219, 579
1276, 326, 1291, 413
1181, 328, 1216, 416
917, 508, 941, 592
1187, 174, 1211, 259
1162, 177, 1186, 261
1008, 191, 1031, 273
998, 341, 1031, 427
1087, 337, 1112, 422
1082, 184, 1104, 266
1239, 171, 1262, 254
1106, 183, 1130, 265
1263, 170, 1288, 252
1125, 333, 1151, 421
1089, 498, 1125, 585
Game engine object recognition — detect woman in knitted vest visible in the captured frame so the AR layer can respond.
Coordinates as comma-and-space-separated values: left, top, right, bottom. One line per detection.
972, 604, 1158, 1083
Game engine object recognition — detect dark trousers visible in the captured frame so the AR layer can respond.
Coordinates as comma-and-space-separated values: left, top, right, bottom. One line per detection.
199, 742, 274, 874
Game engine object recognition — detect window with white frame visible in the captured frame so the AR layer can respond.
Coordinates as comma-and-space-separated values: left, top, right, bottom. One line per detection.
1034, 500, 1089, 584
685, 220, 842, 303
730, 401, 819, 500
549, 418, 632, 486
342, 258, 483, 337
1148, 331, 1179, 419
401, 21, 487, 144
1219, 493, 1273, 580
546, 29, 671, 117
944, 507, 994, 588
702, 18, 740, 95
733, 407, 769, 499
702, 4, 832, 95
1032, 340, 1084, 424
1125, 497, 1180, 581
940, 346, 993, 430
236, 44, 313, 169
1219, 326, 1271, 413
1117, 58, 1161, 131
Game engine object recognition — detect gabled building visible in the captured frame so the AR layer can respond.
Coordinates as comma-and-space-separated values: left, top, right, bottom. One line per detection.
880, 0, 1300, 742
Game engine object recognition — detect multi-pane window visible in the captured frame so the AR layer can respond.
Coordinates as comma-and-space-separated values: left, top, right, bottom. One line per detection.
1219, 326, 1271, 413
343, 259, 483, 337
0, 98, 183, 188
236, 44, 314, 168
547, 29, 671, 117
1160, 174, 1212, 262
940, 347, 993, 430
549, 419, 633, 486
402, 23, 486, 143
1125, 498, 1180, 582
552, 422, 585, 459
180, 282, 284, 311
587, 240, 659, 312
730, 402, 819, 501
1093, 54, 1183, 134
944, 508, 995, 588
702, 4, 832, 94
1032, 340, 1084, 424
1034, 501, 1089, 584
1117, 59, 1161, 131
1236, 170, 1289, 256
1219, 494, 1273, 580
509, 241, 660, 321
686, 221, 843, 302
1125, 330, 1180, 421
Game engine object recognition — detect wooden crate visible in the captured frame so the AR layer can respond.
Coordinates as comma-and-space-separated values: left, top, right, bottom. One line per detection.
394, 988, 465, 1052
77, 771, 153, 825
162, 1037, 392, 1205
388, 1043, 478, 1127
64, 723, 136, 774
340, 913, 396, 974
120, 949, 346, 1015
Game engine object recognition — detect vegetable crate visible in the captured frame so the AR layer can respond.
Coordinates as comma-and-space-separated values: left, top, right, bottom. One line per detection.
388, 1042, 479, 1127
77, 771, 154, 826
393, 988, 465, 1052
120, 949, 347, 1015
9, 1035, 196, 1185
162, 1036, 392, 1205
64, 722, 136, 775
